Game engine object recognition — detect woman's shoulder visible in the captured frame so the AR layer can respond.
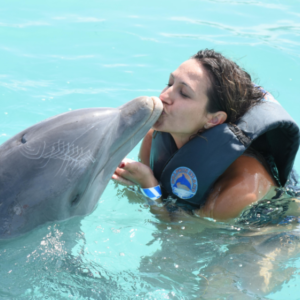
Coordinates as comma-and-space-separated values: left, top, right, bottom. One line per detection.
200, 155, 277, 220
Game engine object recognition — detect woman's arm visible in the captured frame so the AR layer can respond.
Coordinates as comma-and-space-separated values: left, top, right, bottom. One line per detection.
112, 129, 173, 221
112, 129, 156, 188
138, 129, 154, 166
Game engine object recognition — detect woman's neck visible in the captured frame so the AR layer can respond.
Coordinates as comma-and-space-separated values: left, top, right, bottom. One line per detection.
171, 133, 191, 149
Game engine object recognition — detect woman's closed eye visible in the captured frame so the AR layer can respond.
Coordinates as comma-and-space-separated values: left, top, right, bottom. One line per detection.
166, 82, 189, 98
180, 90, 189, 98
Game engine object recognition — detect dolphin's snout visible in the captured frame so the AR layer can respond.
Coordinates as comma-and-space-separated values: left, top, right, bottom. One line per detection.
120, 96, 152, 112
120, 96, 162, 114
137, 96, 163, 115
119, 96, 163, 127
150, 96, 163, 114
115, 96, 163, 146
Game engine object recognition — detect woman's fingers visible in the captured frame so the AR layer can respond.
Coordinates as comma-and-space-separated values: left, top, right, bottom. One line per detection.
114, 166, 140, 185
111, 173, 135, 186
114, 167, 130, 177
114, 158, 155, 187
120, 159, 137, 171
118, 158, 134, 169
122, 158, 135, 164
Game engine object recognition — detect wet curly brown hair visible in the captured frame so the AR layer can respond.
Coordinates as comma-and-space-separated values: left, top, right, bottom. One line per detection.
193, 49, 265, 124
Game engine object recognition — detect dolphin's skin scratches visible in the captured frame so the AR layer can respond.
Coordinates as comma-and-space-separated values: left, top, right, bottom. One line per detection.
20, 140, 95, 176
19, 142, 46, 159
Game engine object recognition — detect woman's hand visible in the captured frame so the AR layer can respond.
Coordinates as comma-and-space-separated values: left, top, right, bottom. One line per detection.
112, 158, 159, 188
113, 158, 174, 222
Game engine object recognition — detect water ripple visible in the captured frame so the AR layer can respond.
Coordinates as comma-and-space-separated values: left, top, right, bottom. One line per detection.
0, 21, 50, 28
52, 15, 105, 23
49, 54, 96, 60
0, 47, 97, 60
166, 17, 300, 56
48, 88, 161, 97
169, 17, 300, 36
102, 64, 148, 68
206, 0, 287, 10
0, 79, 51, 91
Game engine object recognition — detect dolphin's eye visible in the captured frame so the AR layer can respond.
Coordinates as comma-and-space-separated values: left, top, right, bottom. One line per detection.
71, 194, 80, 207
21, 134, 27, 144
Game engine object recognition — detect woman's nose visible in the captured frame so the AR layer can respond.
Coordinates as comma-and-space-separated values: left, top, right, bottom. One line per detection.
159, 87, 173, 104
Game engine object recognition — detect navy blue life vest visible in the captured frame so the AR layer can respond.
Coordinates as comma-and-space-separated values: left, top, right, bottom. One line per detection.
150, 94, 300, 207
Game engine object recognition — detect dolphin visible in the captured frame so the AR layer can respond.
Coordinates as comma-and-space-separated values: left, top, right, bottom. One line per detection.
0, 96, 163, 239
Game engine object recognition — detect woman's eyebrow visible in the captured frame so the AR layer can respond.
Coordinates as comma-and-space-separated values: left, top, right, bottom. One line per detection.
170, 73, 195, 93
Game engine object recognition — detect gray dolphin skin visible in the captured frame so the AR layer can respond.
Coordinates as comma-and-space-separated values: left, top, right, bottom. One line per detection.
0, 96, 163, 239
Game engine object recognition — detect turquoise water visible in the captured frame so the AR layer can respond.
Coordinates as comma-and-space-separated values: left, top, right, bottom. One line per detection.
1, 0, 300, 298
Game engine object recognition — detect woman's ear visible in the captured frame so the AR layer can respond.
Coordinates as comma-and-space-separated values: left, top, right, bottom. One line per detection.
206, 111, 227, 129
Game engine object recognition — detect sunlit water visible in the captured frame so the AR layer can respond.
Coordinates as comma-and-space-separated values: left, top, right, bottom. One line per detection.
1, 0, 300, 299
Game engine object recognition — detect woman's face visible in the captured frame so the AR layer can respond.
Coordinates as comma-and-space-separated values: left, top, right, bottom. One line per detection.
153, 59, 212, 138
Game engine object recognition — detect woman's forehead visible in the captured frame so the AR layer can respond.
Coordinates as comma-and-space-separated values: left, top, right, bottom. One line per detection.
173, 59, 210, 91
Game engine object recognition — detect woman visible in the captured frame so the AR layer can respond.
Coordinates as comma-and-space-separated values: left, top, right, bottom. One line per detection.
112, 49, 299, 221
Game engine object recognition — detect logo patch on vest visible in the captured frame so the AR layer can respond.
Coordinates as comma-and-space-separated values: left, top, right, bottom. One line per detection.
171, 167, 198, 199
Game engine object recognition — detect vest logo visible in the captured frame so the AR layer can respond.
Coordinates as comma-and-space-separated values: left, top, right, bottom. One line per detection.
171, 167, 198, 199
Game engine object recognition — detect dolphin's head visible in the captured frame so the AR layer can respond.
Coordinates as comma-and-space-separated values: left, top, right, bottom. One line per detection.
0, 96, 163, 238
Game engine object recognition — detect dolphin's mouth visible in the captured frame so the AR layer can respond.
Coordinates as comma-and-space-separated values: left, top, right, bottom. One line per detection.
91, 96, 163, 184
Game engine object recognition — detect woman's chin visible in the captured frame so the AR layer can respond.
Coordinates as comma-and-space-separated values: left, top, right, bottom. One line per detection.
152, 118, 163, 130
152, 124, 161, 131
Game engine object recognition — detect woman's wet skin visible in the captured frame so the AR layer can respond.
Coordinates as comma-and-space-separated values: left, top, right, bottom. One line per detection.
198, 155, 277, 220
